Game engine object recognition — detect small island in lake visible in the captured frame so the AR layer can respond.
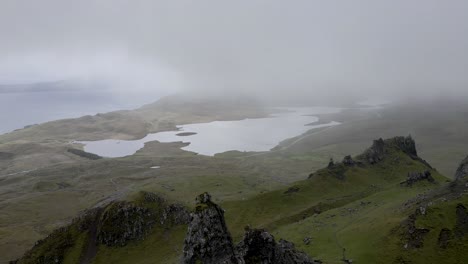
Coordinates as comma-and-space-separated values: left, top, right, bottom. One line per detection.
176, 132, 197, 136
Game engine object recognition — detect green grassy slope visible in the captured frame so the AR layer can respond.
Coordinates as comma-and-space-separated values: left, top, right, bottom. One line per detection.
15, 136, 462, 264
220, 137, 450, 263
4, 99, 468, 262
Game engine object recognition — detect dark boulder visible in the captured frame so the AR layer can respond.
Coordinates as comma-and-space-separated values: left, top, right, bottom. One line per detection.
437, 228, 452, 248
454, 204, 468, 238
342, 155, 356, 166
401, 171, 435, 187
236, 228, 277, 263
235, 228, 320, 264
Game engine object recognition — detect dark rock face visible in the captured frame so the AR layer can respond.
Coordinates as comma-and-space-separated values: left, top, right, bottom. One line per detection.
455, 156, 468, 180
14, 192, 190, 263
236, 228, 277, 263
392, 136, 418, 157
454, 204, 468, 238
183, 193, 319, 264
364, 138, 385, 164
327, 158, 335, 168
402, 212, 429, 249
98, 201, 155, 247
183, 192, 239, 264
161, 204, 191, 225
235, 228, 319, 264
363, 136, 417, 164
401, 171, 435, 186
141, 191, 191, 226
342, 155, 356, 166
98, 192, 191, 247
438, 228, 452, 248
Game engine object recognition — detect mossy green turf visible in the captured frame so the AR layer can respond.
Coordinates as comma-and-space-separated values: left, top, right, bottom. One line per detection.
17, 223, 89, 264
221, 148, 449, 263
403, 197, 468, 264
93, 225, 186, 264
19, 139, 460, 264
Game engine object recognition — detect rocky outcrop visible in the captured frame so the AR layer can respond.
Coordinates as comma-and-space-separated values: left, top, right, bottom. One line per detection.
15, 192, 190, 263
236, 227, 319, 264
391, 135, 418, 157
342, 155, 356, 166
161, 204, 191, 225
183, 192, 239, 264
402, 209, 430, 249
235, 228, 277, 263
141, 191, 190, 225
401, 171, 435, 186
183, 193, 319, 264
437, 228, 452, 248
99, 192, 190, 247
363, 138, 385, 164
455, 156, 468, 181
454, 204, 468, 238
362, 136, 418, 164
98, 201, 155, 246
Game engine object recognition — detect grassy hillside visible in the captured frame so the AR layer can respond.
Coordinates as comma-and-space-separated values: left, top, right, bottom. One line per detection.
3, 98, 468, 262
14, 136, 466, 264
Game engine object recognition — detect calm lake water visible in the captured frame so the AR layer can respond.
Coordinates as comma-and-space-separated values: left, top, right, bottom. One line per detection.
0, 91, 152, 135
79, 107, 342, 157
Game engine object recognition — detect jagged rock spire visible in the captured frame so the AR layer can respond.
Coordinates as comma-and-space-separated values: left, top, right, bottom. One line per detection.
182, 192, 239, 264
183, 193, 320, 264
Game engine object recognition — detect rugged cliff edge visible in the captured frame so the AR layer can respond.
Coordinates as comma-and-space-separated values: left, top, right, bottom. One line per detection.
182, 192, 320, 264
12, 192, 190, 264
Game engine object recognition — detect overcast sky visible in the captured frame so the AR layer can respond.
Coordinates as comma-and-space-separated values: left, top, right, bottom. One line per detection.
1, 0, 467, 101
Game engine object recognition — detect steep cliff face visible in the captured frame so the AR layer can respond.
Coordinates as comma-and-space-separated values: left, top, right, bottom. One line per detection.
455, 156, 468, 180
14, 192, 190, 264
182, 193, 319, 264
361, 135, 418, 164
182, 192, 239, 264
98, 201, 155, 246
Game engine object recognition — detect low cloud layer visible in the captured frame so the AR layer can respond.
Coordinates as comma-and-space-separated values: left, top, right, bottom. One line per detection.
1, 0, 467, 102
